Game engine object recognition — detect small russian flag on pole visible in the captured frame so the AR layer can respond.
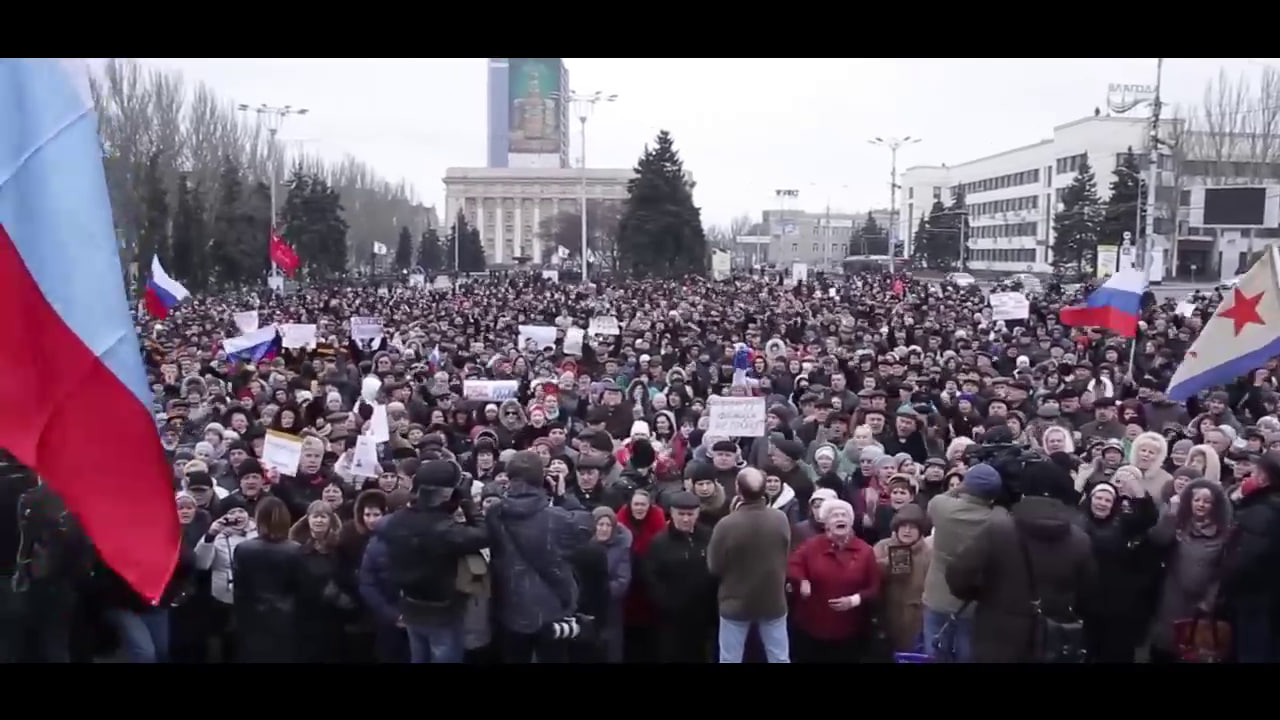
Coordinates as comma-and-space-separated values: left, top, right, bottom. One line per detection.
143, 255, 190, 319
1059, 268, 1146, 338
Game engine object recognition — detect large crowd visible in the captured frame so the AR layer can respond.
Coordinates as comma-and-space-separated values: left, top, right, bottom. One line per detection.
1, 268, 1278, 664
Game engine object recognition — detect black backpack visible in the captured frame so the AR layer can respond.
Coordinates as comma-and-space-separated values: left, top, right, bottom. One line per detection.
1014, 526, 1087, 663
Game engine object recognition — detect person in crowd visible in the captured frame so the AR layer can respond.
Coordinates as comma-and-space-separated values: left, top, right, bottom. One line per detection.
946, 461, 1096, 663
589, 506, 632, 662
617, 487, 667, 662
644, 491, 717, 662
375, 459, 488, 663
922, 463, 1006, 661
1220, 452, 1280, 662
708, 467, 792, 663
873, 504, 931, 654
486, 450, 593, 663
231, 496, 305, 663
788, 498, 881, 662
195, 498, 256, 662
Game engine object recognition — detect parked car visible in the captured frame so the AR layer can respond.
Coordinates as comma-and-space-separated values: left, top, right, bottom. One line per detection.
1009, 273, 1043, 294
945, 272, 976, 287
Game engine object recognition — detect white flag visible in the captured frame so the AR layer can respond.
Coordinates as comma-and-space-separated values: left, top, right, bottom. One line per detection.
373, 242, 389, 256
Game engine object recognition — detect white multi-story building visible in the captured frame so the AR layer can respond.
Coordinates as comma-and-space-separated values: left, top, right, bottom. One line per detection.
899, 115, 1179, 273
443, 167, 631, 265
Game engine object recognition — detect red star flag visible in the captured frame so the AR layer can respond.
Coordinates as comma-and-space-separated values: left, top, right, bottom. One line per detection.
1167, 246, 1280, 402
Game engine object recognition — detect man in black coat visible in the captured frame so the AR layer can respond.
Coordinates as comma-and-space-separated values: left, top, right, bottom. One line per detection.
376, 459, 489, 663
645, 491, 717, 662
1222, 453, 1280, 663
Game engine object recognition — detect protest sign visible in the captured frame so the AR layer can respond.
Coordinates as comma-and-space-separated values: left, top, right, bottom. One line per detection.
369, 404, 390, 443
350, 316, 384, 342
518, 324, 557, 351
463, 379, 519, 401
588, 316, 620, 336
233, 310, 259, 334
563, 328, 585, 356
351, 435, 380, 477
707, 396, 766, 437
261, 430, 303, 476
280, 323, 317, 349
988, 292, 1030, 321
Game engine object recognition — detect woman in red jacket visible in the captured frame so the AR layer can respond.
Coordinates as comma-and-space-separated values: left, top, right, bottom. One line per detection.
787, 498, 881, 663
616, 489, 667, 663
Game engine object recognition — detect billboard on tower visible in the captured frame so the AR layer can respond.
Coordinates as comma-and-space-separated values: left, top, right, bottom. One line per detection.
507, 58, 566, 167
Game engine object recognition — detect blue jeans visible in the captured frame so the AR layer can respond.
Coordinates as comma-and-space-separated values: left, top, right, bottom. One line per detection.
405, 619, 464, 663
923, 606, 972, 662
718, 615, 790, 663
107, 607, 170, 663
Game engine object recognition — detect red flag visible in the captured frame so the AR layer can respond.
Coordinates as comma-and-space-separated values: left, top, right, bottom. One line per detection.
269, 230, 300, 276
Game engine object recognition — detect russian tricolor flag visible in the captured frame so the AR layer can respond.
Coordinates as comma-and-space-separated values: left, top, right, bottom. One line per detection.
223, 325, 282, 363
144, 255, 190, 319
1059, 268, 1146, 338
0, 59, 179, 602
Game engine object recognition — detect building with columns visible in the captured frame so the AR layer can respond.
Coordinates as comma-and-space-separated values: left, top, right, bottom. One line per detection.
443, 167, 632, 265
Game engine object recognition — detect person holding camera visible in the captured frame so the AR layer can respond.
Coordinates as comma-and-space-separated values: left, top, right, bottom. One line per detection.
376, 459, 489, 663
194, 498, 257, 661
487, 450, 594, 663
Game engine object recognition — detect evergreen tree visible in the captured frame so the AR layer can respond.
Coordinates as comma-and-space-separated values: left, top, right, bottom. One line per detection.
1051, 158, 1102, 275
136, 150, 170, 293
459, 225, 486, 272
395, 226, 413, 271
1102, 147, 1146, 248
910, 217, 930, 269
418, 228, 443, 273
444, 209, 471, 273
943, 189, 970, 271
280, 166, 349, 278
171, 173, 209, 291
616, 130, 707, 278
922, 199, 959, 270
856, 211, 886, 256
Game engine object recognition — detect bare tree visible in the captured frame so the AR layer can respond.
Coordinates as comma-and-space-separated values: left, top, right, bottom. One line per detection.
1178, 67, 1280, 183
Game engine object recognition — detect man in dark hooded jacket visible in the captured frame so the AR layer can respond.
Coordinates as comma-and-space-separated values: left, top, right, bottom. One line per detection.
487, 450, 593, 663
377, 459, 489, 663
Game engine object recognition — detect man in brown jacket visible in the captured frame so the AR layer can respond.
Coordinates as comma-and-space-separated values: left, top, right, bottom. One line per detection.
707, 467, 792, 663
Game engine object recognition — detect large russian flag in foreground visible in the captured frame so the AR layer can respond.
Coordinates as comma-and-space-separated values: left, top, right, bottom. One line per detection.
144, 255, 190, 319
1168, 246, 1280, 402
0, 59, 179, 602
1059, 268, 1146, 337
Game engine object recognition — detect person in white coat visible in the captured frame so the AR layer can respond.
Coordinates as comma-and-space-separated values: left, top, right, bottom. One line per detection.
194, 498, 258, 661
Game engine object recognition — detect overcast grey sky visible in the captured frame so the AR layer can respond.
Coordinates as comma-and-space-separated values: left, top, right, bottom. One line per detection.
142, 58, 1279, 226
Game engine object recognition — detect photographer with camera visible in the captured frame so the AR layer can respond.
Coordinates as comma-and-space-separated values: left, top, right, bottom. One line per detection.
487, 450, 594, 663
375, 459, 489, 663
945, 457, 1096, 663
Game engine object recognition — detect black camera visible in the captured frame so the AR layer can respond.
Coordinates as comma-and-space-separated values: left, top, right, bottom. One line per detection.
963, 439, 1043, 507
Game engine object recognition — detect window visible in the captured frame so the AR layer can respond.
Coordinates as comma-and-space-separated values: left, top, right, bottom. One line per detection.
812, 243, 819, 253
1056, 153, 1087, 175
1044, 167, 1052, 187
1179, 189, 1191, 207
791, 243, 798, 253
932, 186, 942, 200
908, 187, 914, 200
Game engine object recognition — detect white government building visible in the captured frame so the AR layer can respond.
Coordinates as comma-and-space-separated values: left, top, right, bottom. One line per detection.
899, 115, 1178, 274
443, 167, 632, 265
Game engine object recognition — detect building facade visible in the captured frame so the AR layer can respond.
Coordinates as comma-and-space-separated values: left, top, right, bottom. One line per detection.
486, 58, 571, 170
899, 115, 1180, 274
442, 167, 631, 265
761, 209, 892, 270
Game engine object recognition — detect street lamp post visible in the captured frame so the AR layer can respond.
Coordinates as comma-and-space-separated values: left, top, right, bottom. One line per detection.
869, 136, 921, 259
775, 189, 799, 270
237, 103, 309, 276
551, 90, 616, 282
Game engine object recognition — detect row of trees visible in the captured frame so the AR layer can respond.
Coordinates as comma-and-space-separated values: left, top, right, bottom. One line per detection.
92, 58, 430, 291
391, 212, 486, 274
1051, 150, 1146, 275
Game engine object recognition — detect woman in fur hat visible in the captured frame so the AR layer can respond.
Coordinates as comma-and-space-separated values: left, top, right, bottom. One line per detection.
873, 504, 932, 653
1129, 431, 1173, 497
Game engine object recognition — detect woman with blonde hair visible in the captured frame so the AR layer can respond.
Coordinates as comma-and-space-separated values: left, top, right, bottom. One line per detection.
1129, 432, 1173, 497
1040, 425, 1074, 455
290, 500, 356, 662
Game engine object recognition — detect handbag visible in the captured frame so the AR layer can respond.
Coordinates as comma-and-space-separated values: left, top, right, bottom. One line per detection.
1173, 611, 1231, 663
1014, 526, 1086, 663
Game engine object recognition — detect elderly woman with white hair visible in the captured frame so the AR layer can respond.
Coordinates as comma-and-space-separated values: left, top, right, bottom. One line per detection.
786, 498, 882, 663
1185, 444, 1222, 485
1129, 431, 1174, 497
